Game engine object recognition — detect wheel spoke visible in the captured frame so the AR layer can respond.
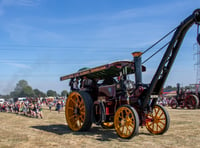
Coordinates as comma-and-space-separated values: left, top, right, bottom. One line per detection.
77, 96, 82, 105
147, 122, 153, 127
157, 123, 163, 130
126, 127, 131, 135
70, 97, 77, 105
152, 122, 155, 131
158, 117, 166, 120
79, 105, 85, 111
159, 111, 164, 117
156, 123, 159, 132
67, 106, 74, 110
158, 120, 165, 126
121, 125, 125, 134
79, 115, 84, 122
154, 108, 159, 116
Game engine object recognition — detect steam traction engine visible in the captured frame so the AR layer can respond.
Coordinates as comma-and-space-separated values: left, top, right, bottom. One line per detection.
170, 83, 199, 109
60, 9, 200, 139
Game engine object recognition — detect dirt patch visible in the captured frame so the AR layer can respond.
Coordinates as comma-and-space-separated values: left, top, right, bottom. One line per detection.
0, 107, 200, 148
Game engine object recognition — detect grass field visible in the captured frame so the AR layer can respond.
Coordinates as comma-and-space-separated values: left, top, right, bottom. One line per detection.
0, 106, 200, 148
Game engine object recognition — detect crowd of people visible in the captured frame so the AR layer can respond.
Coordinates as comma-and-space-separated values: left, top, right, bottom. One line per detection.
47, 99, 64, 113
0, 99, 43, 118
0, 97, 66, 119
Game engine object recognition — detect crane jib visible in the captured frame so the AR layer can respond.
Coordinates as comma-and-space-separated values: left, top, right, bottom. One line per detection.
198, 33, 200, 45
141, 9, 200, 110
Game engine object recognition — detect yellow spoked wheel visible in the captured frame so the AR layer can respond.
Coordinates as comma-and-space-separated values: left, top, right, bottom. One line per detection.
146, 104, 170, 135
101, 122, 114, 129
114, 105, 139, 139
65, 91, 93, 131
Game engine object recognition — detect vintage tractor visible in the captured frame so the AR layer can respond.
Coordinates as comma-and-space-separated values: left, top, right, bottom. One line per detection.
170, 83, 199, 109
189, 83, 200, 108
60, 9, 200, 139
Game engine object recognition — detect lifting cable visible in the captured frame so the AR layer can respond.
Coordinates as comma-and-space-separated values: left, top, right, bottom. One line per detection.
142, 41, 170, 64
141, 26, 178, 64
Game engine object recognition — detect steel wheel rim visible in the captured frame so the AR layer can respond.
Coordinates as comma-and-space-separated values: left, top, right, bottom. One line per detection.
114, 107, 136, 138
185, 95, 197, 109
146, 105, 167, 134
65, 92, 86, 131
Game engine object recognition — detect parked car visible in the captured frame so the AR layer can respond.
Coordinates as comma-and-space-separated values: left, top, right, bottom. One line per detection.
0, 98, 5, 104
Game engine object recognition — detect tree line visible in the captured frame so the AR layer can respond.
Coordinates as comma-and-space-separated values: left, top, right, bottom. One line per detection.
0, 80, 194, 100
0, 80, 68, 99
164, 84, 193, 92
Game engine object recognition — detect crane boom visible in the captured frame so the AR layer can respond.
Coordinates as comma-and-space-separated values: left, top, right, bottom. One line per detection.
141, 9, 200, 109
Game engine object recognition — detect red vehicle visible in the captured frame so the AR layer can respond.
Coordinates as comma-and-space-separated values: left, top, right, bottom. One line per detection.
60, 9, 200, 139
189, 83, 200, 108
170, 83, 199, 109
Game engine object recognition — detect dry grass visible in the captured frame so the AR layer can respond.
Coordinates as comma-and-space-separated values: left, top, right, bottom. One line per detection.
0, 106, 200, 148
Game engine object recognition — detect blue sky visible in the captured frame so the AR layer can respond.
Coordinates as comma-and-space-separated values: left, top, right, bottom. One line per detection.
0, 0, 200, 95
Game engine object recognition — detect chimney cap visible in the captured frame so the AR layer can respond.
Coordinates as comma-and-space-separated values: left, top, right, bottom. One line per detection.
132, 52, 142, 57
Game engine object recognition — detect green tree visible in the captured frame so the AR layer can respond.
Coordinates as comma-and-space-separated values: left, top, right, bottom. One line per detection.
61, 90, 68, 97
34, 89, 46, 97
10, 91, 18, 98
47, 90, 57, 97
21, 86, 35, 97
15, 80, 28, 92
164, 85, 177, 92
10, 80, 34, 97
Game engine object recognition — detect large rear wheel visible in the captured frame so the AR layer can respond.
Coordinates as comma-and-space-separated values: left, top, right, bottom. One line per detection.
65, 91, 93, 131
185, 94, 199, 109
146, 104, 170, 135
114, 105, 139, 139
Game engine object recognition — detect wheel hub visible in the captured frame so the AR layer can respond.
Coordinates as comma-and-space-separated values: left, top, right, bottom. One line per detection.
153, 116, 159, 123
126, 117, 132, 126
74, 107, 80, 115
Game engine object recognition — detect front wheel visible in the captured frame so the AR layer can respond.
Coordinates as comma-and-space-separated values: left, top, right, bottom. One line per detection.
170, 98, 178, 109
146, 104, 170, 135
114, 105, 139, 139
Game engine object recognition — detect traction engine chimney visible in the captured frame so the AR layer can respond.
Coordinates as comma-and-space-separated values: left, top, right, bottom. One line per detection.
132, 52, 142, 86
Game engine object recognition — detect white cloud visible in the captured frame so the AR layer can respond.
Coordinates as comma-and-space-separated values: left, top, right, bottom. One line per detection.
38, 0, 199, 25
0, 0, 16, 6
4, 61, 31, 69
0, 0, 40, 16
0, 0, 40, 6
9, 63, 31, 69
4, 22, 66, 44
17, 0, 40, 6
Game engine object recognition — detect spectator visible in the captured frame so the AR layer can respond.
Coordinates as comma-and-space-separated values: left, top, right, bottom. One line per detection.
48, 102, 53, 112
72, 78, 79, 91
37, 103, 43, 119
56, 101, 61, 113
